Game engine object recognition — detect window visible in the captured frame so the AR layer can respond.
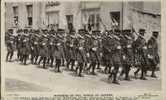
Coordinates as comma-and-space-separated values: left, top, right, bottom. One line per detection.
87, 13, 100, 31
13, 6, 18, 26
26, 5, 33, 26
110, 12, 120, 28
47, 12, 59, 28
66, 15, 73, 31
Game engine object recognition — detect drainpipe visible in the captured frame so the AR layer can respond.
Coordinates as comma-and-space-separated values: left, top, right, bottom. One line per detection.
122, 1, 124, 31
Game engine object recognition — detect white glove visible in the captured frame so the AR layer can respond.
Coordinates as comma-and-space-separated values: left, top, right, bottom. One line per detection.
117, 46, 121, 49
143, 46, 147, 49
92, 47, 97, 51
86, 53, 90, 57
127, 45, 131, 48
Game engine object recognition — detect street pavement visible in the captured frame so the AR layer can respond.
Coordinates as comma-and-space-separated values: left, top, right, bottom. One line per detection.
3, 53, 161, 93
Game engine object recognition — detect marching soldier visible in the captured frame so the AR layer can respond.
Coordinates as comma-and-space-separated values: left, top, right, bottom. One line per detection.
147, 31, 160, 78
6, 29, 15, 62
133, 29, 149, 80
47, 31, 56, 67
102, 30, 113, 74
86, 30, 99, 75
75, 34, 86, 77
108, 29, 122, 84
38, 30, 48, 68
20, 29, 30, 65
15, 29, 23, 61
65, 30, 76, 71
54, 37, 63, 72
120, 29, 135, 80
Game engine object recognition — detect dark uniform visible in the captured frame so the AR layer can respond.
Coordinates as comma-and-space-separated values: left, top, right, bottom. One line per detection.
6, 29, 15, 62
16, 30, 23, 61
108, 29, 122, 84
38, 30, 48, 68
47, 33, 56, 67
30, 30, 40, 64
75, 35, 86, 76
54, 39, 63, 72
147, 31, 159, 78
20, 32, 30, 65
86, 31, 99, 75
102, 30, 115, 74
120, 30, 135, 80
133, 29, 149, 80
65, 30, 76, 71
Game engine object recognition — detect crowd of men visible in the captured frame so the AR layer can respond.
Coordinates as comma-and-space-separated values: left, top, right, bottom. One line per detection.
5, 28, 160, 84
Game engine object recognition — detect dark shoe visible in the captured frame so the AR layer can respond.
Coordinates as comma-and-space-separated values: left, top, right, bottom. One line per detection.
134, 72, 137, 79
140, 77, 147, 80
112, 81, 120, 85
151, 74, 157, 78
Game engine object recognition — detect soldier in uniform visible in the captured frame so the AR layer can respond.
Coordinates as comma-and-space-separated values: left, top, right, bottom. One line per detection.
57, 29, 66, 67
147, 31, 160, 78
120, 29, 135, 80
65, 30, 76, 71
6, 29, 15, 62
38, 30, 48, 68
15, 29, 23, 61
47, 30, 56, 67
30, 30, 40, 64
54, 37, 63, 72
133, 29, 149, 80
75, 31, 86, 77
20, 29, 30, 65
102, 30, 114, 74
108, 29, 122, 84
86, 30, 99, 75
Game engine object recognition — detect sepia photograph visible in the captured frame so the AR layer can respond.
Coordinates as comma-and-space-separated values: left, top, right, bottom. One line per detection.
1, 0, 162, 96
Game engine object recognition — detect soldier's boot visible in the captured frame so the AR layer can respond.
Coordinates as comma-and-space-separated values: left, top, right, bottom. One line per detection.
120, 70, 124, 76
43, 57, 47, 69
140, 67, 147, 80
151, 66, 157, 78
134, 68, 140, 79
6, 52, 10, 62
96, 63, 100, 69
38, 57, 43, 65
66, 60, 70, 69
50, 57, 54, 67
47, 58, 50, 64
57, 60, 61, 72
9, 52, 14, 62
124, 66, 131, 81
108, 66, 112, 74
78, 63, 83, 77
112, 74, 120, 85
104, 66, 108, 74
17, 52, 20, 61
84, 63, 88, 71
108, 72, 112, 80
91, 63, 96, 75
31, 56, 34, 64
34, 56, 38, 64
23, 55, 27, 65
61, 59, 65, 66
70, 60, 75, 71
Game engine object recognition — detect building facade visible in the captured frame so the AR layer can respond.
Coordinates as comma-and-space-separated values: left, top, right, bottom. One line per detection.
5, 1, 161, 38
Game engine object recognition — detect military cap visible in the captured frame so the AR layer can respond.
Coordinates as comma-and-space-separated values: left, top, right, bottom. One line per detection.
8, 29, 13, 32
123, 29, 131, 33
57, 29, 65, 32
78, 29, 86, 33
152, 31, 159, 38
139, 29, 146, 36
114, 29, 121, 33
24, 29, 28, 32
